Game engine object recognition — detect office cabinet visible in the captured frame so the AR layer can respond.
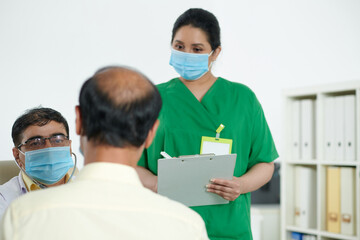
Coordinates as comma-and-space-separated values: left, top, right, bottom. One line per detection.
281, 81, 360, 240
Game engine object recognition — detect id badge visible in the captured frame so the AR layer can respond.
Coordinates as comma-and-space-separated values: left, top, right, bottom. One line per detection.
200, 136, 233, 155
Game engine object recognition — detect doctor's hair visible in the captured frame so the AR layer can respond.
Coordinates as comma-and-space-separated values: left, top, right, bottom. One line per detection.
171, 8, 221, 50
12, 107, 69, 147
78, 65, 162, 148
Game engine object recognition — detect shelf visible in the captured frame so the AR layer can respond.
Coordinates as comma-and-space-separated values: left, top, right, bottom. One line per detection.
286, 160, 317, 165
281, 81, 360, 240
285, 227, 359, 240
286, 160, 359, 166
317, 161, 359, 166
286, 226, 318, 235
319, 230, 359, 240
282, 81, 360, 97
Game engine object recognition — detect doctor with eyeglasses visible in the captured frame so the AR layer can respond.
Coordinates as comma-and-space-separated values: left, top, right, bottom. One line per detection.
0, 107, 76, 219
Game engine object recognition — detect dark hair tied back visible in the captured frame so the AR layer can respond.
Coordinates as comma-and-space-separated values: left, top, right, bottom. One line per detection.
171, 8, 221, 50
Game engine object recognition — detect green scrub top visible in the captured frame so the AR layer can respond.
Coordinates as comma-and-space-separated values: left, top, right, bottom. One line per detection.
138, 77, 278, 240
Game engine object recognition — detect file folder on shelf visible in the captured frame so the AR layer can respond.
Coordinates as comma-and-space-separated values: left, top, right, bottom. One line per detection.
344, 95, 356, 162
340, 167, 356, 235
292, 100, 301, 160
334, 96, 345, 161
300, 99, 315, 160
326, 166, 341, 233
324, 97, 335, 161
291, 232, 303, 240
294, 166, 316, 228
303, 235, 316, 240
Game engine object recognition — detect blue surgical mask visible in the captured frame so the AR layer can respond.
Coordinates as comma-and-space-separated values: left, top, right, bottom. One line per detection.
169, 49, 213, 80
24, 146, 74, 185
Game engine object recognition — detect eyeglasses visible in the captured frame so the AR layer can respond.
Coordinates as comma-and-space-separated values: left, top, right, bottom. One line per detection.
17, 134, 70, 151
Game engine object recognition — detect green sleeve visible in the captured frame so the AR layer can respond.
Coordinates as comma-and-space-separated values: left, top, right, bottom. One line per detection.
248, 103, 279, 170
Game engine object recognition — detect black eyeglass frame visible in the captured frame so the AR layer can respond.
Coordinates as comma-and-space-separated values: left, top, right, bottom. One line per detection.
17, 134, 70, 151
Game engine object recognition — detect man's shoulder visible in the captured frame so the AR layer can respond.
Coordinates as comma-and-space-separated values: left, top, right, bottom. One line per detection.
132, 188, 207, 237
5, 179, 208, 239
0, 176, 24, 201
0, 176, 25, 219
140, 187, 205, 224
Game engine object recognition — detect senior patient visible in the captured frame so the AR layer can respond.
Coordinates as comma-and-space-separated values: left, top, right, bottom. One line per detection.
0, 66, 208, 240
0, 107, 76, 219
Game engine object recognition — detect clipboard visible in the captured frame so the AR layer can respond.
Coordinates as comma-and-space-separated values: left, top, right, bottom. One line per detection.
157, 154, 237, 207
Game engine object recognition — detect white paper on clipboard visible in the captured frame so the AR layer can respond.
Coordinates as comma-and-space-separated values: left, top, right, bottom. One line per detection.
157, 153, 237, 207
201, 141, 230, 155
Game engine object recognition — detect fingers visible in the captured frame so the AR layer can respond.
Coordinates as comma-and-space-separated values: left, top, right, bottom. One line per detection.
206, 177, 241, 201
207, 188, 235, 201
207, 183, 232, 193
207, 186, 238, 201
210, 178, 231, 187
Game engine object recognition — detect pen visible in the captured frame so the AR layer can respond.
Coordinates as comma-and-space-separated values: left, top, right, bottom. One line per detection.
160, 151, 172, 159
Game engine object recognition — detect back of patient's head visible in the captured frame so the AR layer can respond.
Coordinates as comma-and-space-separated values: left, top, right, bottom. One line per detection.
78, 66, 162, 148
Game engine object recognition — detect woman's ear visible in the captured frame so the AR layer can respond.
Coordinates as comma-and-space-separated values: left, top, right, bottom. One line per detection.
210, 46, 222, 62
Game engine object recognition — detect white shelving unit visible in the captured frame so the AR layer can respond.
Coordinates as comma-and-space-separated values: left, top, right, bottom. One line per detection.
281, 81, 360, 240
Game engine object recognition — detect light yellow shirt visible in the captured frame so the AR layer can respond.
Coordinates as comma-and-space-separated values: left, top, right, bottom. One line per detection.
21, 170, 73, 191
0, 162, 208, 240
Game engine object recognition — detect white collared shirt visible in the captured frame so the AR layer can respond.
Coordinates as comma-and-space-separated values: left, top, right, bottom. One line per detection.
0, 169, 74, 221
0, 172, 27, 220
1, 162, 208, 240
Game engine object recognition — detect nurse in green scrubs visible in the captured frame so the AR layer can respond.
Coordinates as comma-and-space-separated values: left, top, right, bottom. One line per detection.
137, 8, 279, 240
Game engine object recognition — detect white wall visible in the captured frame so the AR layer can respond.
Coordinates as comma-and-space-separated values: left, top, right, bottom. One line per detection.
1, 0, 360, 167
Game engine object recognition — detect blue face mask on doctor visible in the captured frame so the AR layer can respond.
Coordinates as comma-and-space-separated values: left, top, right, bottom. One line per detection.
23, 146, 74, 185
169, 49, 213, 80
